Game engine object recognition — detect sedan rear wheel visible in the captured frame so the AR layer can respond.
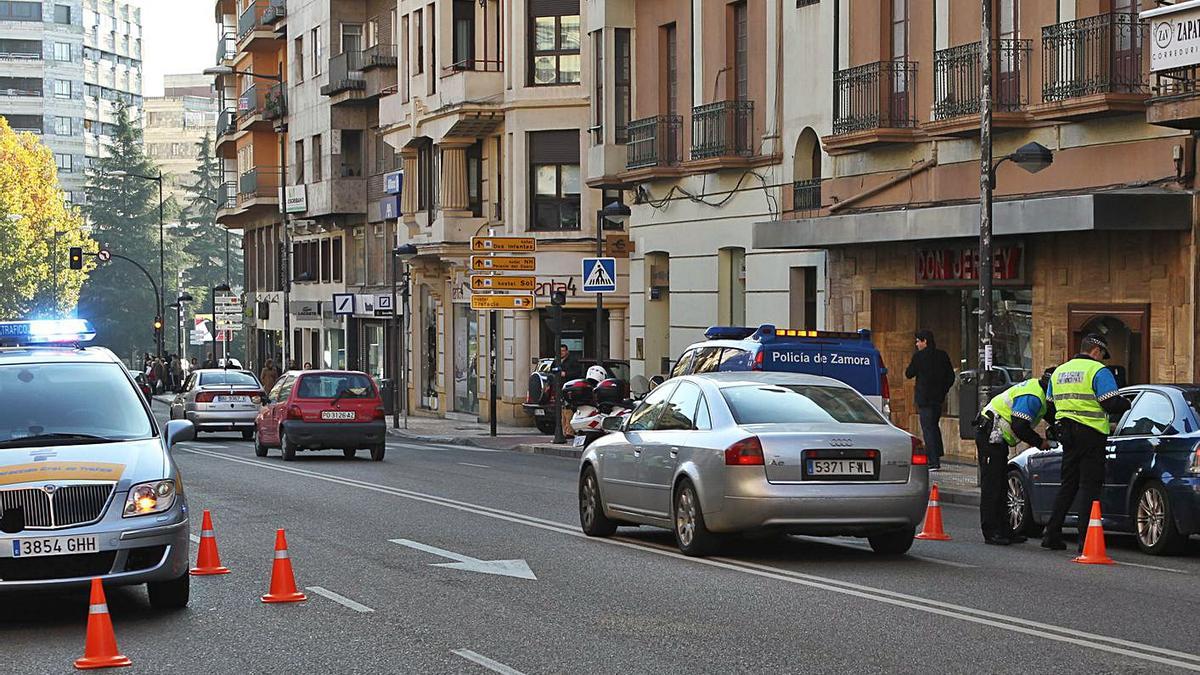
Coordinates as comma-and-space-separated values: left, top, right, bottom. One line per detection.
343, 448, 357, 459
867, 526, 916, 556
1135, 481, 1185, 556
369, 445, 385, 462
578, 467, 617, 537
673, 480, 718, 556
253, 431, 268, 458
1007, 470, 1041, 537
281, 428, 297, 462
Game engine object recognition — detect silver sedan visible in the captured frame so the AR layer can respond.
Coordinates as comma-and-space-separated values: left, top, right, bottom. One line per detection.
578, 372, 930, 556
169, 369, 265, 438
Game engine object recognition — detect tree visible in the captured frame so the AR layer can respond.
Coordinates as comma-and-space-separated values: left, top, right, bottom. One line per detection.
0, 116, 93, 317
79, 101, 186, 359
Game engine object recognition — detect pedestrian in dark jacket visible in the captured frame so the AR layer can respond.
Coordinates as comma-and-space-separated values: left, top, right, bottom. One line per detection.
905, 330, 956, 470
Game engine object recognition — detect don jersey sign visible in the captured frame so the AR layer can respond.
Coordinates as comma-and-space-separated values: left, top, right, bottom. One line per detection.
915, 244, 1024, 285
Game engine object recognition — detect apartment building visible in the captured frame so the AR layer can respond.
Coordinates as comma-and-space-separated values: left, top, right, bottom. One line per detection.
82, 0, 142, 170
381, 0, 626, 422
144, 74, 218, 206
0, 0, 86, 202
751, 0, 1200, 460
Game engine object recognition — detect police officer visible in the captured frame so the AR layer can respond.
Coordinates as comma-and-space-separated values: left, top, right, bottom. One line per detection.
975, 367, 1055, 545
1041, 334, 1130, 551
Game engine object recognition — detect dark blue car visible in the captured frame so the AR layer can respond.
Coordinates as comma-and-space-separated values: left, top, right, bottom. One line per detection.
1007, 385, 1200, 555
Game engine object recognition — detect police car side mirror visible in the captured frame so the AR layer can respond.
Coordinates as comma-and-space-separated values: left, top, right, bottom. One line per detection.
164, 420, 195, 448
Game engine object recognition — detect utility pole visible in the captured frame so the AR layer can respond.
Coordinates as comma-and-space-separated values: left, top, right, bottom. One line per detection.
978, 0, 995, 415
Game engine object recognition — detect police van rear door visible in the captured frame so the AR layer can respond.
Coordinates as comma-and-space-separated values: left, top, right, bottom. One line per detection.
757, 334, 883, 408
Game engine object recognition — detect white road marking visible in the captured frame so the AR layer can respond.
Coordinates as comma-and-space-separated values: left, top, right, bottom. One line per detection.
188, 534, 201, 544
1115, 560, 1188, 574
457, 462, 491, 469
306, 586, 375, 613
793, 536, 977, 569
451, 649, 526, 675
390, 441, 501, 453
390, 539, 536, 580
179, 447, 1200, 671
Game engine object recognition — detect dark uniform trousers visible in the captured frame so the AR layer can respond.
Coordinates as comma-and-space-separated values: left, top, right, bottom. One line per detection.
1044, 419, 1107, 540
974, 417, 1013, 538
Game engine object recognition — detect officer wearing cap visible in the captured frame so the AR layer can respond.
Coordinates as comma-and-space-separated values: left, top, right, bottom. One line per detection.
975, 367, 1056, 545
1041, 333, 1131, 551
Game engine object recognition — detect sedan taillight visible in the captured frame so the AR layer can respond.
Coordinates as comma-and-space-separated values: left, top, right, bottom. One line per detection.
725, 436, 765, 466
287, 404, 304, 420
195, 392, 216, 403
911, 435, 928, 466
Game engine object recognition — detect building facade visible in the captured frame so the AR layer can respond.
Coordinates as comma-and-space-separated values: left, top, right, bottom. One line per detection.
82, 0, 142, 172
0, 0, 86, 202
143, 74, 218, 206
753, 0, 1200, 460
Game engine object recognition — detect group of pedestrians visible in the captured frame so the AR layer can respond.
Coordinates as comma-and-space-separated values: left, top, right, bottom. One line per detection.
905, 330, 1130, 550
141, 353, 200, 394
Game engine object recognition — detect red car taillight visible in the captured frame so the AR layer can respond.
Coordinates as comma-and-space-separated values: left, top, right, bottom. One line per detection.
751, 351, 764, 371
725, 436, 765, 466
195, 392, 216, 403
911, 435, 928, 466
287, 404, 304, 420
371, 405, 386, 421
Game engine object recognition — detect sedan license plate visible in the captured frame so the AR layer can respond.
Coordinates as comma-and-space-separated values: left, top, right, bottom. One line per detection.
807, 459, 874, 477
215, 395, 250, 404
533, 408, 546, 417
9, 535, 99, 558
321, 410, 356, 420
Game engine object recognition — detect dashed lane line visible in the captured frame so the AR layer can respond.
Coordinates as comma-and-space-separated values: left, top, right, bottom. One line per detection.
451, 649, 526, 675
389, 441, 502, 453
1115, 560, 1188, 574
306, 586, 375, 613
179, 446, 1200, 672
457, 462, 491, 469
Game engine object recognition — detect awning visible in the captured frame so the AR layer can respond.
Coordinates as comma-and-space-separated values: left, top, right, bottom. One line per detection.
753, 190, 1193, 250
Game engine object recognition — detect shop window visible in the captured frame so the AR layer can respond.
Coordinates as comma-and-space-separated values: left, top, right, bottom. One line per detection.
528, 1, 580, 86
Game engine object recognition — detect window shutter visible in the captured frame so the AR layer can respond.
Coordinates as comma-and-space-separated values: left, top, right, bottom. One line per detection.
529, 0, 579, 18
529, 130, 580, 164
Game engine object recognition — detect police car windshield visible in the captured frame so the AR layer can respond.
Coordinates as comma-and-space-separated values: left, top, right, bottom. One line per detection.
0, 362, 154, 447
198, 371, 258, 387
722, 384, 886, 426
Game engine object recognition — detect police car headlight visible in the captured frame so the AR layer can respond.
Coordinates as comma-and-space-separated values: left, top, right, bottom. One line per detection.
123, 480, 176, 517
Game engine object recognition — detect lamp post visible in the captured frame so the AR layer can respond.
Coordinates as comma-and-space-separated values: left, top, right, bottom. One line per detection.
172, 291, 194, 362
109, 169, 165, 360
211, 283, 231, 366
392, 244, 418, 429
594, 201, 630, 364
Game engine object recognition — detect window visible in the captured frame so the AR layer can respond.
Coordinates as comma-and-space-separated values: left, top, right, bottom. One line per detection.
796, 0, 819, 6
55, 116, 71, 135
1117, 392, 1176, 437
53, 4, 70, 24
592, 30, 603, 144
670, 349, 696, 378
733, 1, 748, 101
55, 153, 72, 172
721, 384, 886, 425
54, 80, 71, 99
664, 24, 678, 116
331, 237, 343, 282
428, 3, 436, 94
295, 139, 305, 183
414, 9, 423, 74
0, 2, 40, 21
694, 395, 712, 430
529, 2, 581, 86
320, 238, 331, 283
311, 134, 322, 181
311, 27, 322, 76
691, 347, 723, 374
614, 28, 631, 144
529, 130, 581, 231
294, 35, 305, 81
626, 382, 677, 431
453, 0, 474, 67
417, 140, 432, 212
54, 42, 71, 62
658, 381, 703, 431
341, 23, 363, 54
401, 14, 411, 100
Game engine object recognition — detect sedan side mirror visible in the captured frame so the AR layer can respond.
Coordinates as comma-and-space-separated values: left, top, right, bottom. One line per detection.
163, 420, 195, 448
601, 416, 625, 433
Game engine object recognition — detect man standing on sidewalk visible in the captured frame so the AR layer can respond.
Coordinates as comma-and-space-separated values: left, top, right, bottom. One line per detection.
905, 330, 955, 470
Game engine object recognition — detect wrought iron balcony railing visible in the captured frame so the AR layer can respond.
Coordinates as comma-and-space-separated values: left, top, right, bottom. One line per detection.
792, 178, 822, 213
832, 60, 919, 135
217, 182, 237, 210
690, 100, 754, 160
625, 115, 683, 170
933, 39, 1032, 120
1042, 12, 1146, 102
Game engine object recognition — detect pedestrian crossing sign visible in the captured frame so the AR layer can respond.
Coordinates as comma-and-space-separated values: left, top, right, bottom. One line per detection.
582, 257, 617, 293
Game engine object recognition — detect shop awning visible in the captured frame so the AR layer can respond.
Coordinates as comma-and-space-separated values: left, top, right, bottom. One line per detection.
753, 190, 1192, 249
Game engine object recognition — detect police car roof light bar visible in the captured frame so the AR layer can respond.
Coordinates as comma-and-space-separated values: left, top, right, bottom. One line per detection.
0, 319, 97, 346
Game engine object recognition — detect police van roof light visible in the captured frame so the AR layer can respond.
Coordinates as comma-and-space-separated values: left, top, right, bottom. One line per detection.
704, 326, 758, 340
0, 319, 97, 345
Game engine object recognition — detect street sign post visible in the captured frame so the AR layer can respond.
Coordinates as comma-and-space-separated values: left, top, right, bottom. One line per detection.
582, 257, 617, 293
470, 237, 536, 253
470, 294, 535, 311
470, 256, 536, 272
470, 275, 536, 292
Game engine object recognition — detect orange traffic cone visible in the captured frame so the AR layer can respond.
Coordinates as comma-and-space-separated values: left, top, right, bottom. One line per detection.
190, 510, 231, 576
915, 484, 952, 541
1073, 501, 1115, 565
74, 578, 132, 670
261, 529, 307, 603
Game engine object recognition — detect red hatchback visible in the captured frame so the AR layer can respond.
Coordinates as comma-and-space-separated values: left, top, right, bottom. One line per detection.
254, 370, 388, 461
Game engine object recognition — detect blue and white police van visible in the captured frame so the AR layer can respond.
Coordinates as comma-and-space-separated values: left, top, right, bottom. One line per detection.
669, 324, 890, 414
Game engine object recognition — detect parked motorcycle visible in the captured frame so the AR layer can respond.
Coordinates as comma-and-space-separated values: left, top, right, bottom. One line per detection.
567, 377, 635, 449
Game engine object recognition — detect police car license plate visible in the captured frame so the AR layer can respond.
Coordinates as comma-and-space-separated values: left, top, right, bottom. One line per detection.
807, 459, 873, 477
215, 395, 249, 404
7, 535, 99, 558
321, 411, 356, 420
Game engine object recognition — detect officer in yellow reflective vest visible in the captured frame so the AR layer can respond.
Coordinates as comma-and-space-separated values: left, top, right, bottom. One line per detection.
1041, 334, 1131, 552
975, 368, 1055, 545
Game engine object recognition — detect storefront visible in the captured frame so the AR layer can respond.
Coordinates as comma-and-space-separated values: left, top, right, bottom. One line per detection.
452, 302, 479, 414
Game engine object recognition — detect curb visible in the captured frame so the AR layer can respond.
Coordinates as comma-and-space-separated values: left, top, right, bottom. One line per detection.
515, 443, 583, 459
936, 487, 980, 507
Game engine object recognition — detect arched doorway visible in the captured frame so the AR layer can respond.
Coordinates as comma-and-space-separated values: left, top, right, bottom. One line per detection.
792, 128, 821, 213
1067, 304, 1149, 387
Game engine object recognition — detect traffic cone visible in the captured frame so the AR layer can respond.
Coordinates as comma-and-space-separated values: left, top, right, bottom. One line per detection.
1073, 501, 1115, 565
261, 529, 307, 603
74, 578, 132, 670
915, 484, 952, 541
190, 510, 231, 576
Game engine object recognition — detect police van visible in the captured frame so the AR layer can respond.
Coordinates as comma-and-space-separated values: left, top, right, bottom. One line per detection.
669, 324, 890, 414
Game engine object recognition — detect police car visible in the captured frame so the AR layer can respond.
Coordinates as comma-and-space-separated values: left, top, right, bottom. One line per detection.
670, 325, 890, 414
0, 320, 195, 609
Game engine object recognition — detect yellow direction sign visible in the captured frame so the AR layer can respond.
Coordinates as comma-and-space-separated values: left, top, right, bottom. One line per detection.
470, 275, 536, 291
471, 236, 536, 253
471, 294, 535, 311
471, 255, 536, 271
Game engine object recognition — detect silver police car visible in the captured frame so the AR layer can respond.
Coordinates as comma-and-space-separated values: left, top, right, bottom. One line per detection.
579, 372, 929, 556
0, 320, 195, 609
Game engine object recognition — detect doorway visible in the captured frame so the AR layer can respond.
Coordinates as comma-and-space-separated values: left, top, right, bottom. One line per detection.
1068, 304, 1148, 387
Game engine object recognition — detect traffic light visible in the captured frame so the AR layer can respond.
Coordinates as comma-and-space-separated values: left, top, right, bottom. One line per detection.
68, 247, 83, 270
153, 316, 163, 332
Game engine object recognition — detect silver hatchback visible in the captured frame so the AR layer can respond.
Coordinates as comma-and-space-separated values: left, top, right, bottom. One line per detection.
170, 369, 264, 438
578, 372, 930, 556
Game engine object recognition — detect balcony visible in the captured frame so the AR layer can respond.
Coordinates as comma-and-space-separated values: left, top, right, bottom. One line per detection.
260, 0, 285, 26
237, 168, 279, 209
690, 100, 754, 161
925, 39, 1033, 136
363, 43, 398, 69
1033, 12, 1148, 120
216, 109, 235, 144
236, 82, 267, 124
216, 181, 238, 213
625, 115, 683, 171
439, 59, 505, 108
264, 82, 286, 122
236, 1, 275, 49
320, 51, 366, 101
791, 178, 822, 216
215, 32, 235, 64
825, 60, 920, 152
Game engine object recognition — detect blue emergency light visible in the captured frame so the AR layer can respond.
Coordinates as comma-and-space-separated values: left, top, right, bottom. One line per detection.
0, 319, 96, 345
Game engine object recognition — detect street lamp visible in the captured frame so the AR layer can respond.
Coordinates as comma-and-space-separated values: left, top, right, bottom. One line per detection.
110, 168, 165, 360
594, 200, 630, 364
211, 283, 231, 366
172, 291, 194, 362
392, 244, 418, 429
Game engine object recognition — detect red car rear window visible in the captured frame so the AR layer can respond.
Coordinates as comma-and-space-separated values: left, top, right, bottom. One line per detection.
295, 373, 376, 399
